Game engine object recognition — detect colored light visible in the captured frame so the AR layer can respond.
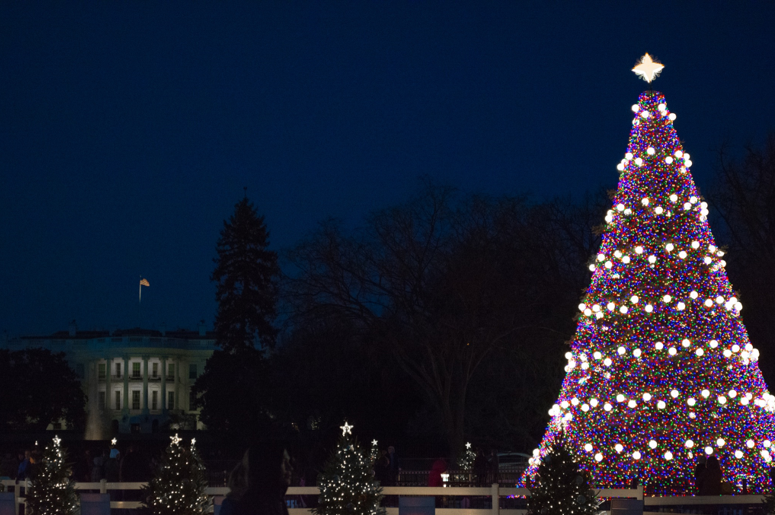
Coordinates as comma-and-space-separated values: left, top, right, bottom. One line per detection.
522, 90, 775, 494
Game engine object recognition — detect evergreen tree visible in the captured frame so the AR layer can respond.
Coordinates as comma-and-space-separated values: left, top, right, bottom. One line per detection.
191, 347, 271, 444
369, 439, 379, 466
524, 55, 775, 493
26, 436, 79, 515
315, 422, 386, 515
457, 442, 476, 470
766, 490, 775, 515
143, 434, 210, 515
527, 437, 600, 515
194, 195, 279, 445
212, 195, 280, 352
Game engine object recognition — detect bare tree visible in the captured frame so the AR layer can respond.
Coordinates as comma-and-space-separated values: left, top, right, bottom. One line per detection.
708, 135, 775, 382
284, 182, 604, 452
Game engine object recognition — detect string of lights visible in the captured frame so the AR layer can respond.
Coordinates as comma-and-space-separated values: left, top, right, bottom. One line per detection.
521, 90, 775, 494
314, 422, 386, 515
143, 433, 210, 514
26, 436, 78, 515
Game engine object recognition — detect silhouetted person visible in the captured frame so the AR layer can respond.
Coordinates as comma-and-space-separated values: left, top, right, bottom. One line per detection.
221, 450, 249, 515
699, 456, 722, 496
121, 445, 147, 482
235, 442, 292, 515
694, 455, 706, 494
428, 458, 447, 487
374, 450, 389, 485
488, 450, 499, 485
74, 449, 91, 482
474, 448, 487, 486
105, 449, 120, 482
16, 450, 31, 483
387, 445, 400, 485
121, 445, 147, 514
91, 448, 106, 482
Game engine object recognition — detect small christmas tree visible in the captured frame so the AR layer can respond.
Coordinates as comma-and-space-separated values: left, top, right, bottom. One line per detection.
314, 422, 386, 515
457, 442, 476, 470
527, 437, 600, 515
26, 435, 79, 515
143, 434, 210, 515
369, 439, 379, 466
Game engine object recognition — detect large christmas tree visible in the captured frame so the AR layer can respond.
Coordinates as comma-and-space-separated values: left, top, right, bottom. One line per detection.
314, 422, 386, 515
523, 55, 775, 493
26, 436, 79, 515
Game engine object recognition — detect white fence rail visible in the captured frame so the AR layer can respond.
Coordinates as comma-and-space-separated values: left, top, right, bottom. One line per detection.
1, 480, 767, 514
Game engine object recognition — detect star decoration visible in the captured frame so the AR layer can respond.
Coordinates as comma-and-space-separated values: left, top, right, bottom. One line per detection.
111, 438, 117, 446
170, 433, 182, 446
632, 53, 664, 83
372, 439, 378, 447
191, 438, 196, 447
465, 442, 472, 449
53, 435, 61, 446
341, 421, 353, 436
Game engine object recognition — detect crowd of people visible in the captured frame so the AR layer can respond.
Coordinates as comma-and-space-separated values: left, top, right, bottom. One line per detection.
0, 444, 153, 486
0, 450, 40, 482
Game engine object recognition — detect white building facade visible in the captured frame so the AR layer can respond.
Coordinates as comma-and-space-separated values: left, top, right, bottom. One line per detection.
4, 322, 217, 434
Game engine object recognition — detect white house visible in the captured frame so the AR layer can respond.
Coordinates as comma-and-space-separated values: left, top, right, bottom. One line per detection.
3, 321, 217, 434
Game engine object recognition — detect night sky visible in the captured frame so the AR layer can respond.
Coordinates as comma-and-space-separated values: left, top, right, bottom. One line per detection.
2, 2, 774, 336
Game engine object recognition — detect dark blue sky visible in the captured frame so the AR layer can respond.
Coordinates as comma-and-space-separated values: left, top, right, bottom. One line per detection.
2, 2, 774, 336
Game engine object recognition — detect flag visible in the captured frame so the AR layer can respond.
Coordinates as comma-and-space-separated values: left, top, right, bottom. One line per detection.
140, 278, 150, 287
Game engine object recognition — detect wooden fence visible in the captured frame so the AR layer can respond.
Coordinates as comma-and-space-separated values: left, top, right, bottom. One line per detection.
1, 480, 767, 514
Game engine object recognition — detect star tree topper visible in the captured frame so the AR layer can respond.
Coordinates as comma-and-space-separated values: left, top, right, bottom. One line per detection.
170, 433, 182, 446
341, 421, 353, 436
53, 435, 61, 446
632, 53, 664, 83
111, 438, 117, 446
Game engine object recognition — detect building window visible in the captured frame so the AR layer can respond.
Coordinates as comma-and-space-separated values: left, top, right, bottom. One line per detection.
152, 362, 158, 378
132, 362, 141, 378
115, 391, 121, 410
115, 362, 121, 378
99, 391, 106, 409
167, 364, 175, 380
189, 364, 197, 379
98, 364, 106, 380
132, 391, 140, 410
168, 391, 175, 410
152, 391, 158, 411
189, 390, 197, 410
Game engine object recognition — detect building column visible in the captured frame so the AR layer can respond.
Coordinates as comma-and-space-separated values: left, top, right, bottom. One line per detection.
174, 358, 180, 412
105, 356, 112, 411
88, 360, 98, 424
161, 356, 168, 414
142, 356, 149, 413
122, 356, 129, 415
